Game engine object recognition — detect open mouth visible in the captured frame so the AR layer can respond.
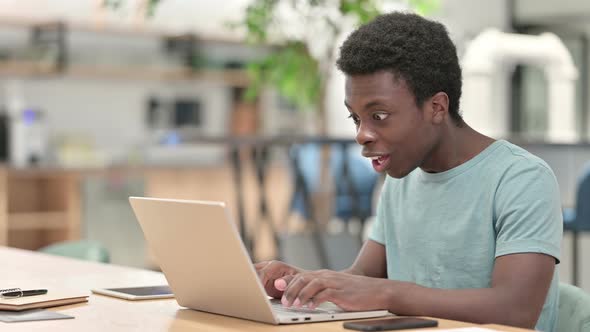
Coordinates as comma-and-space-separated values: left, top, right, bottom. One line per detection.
368, 155, 391, 172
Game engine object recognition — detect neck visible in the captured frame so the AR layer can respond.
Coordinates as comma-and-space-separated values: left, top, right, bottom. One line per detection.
420, 122, 495, 173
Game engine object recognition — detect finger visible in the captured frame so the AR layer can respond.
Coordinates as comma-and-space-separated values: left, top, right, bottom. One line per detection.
256, 261, 275, 283
275, 274, 295, 291
282, 274, 312, 307
255, 263, 276, 297
254, 260, 272, 271
274, 278, 287, 291
297, 278, 328, 308
307, 288, 338, 309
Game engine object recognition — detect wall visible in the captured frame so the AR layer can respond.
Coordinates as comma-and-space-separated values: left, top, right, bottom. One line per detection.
515, 0, 590, 24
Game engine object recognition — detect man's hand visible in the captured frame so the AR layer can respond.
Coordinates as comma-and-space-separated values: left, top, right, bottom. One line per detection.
254, 260, 304, 299
280, 269, 389, 311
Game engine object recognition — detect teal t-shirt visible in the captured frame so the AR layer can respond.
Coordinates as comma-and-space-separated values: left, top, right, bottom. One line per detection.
369, 140, 562, 332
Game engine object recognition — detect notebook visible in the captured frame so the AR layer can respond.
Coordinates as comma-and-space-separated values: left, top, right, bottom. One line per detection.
0, 290, 89, 311
129, 196, 389, 324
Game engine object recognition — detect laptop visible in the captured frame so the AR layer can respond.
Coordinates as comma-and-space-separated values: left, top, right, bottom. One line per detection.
129, 197, 390, 324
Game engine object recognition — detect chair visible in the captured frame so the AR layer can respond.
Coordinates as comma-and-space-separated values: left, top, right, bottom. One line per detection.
558, 283, 590, 332
564, 163, 590, 231
38, 240, 110, 263
563, 163, 590, 285
289, 143, 379, 223
331, 143, 379, 223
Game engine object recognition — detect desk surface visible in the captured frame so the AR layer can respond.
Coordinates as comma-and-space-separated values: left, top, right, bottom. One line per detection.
1, 247, 532, 332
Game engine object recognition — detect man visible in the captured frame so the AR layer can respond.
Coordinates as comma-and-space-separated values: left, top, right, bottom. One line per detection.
256, 12, 562, 331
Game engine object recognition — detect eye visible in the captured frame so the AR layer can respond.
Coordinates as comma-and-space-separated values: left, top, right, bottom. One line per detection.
347, 113, 360, 125
372, 112, 389, 121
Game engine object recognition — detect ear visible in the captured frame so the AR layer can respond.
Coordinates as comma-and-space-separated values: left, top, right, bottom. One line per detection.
429, 92, 449, 125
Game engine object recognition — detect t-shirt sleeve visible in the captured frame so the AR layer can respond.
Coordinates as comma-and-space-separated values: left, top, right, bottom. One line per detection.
494, 162, 563, 263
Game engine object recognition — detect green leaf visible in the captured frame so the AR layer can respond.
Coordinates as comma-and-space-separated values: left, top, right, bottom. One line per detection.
339, 0, 380, 24
146, 0, 161, 17
244, 42, 322, 110
239, 0, 279, 44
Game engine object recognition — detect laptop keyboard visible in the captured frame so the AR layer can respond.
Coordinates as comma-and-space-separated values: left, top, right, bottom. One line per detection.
270, 299, 342, 315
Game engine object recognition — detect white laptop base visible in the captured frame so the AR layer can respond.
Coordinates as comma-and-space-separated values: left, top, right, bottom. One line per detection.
270, 299, 389, 324
130, 197, 389, 324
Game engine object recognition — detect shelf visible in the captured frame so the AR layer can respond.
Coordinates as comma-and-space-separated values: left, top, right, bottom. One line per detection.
0, 60, 56, 76
0, 15, 246, 45
65, 65, 250, 85
0, 15, 258, 85
8, 211, 69, 230
0, 61, 250, 85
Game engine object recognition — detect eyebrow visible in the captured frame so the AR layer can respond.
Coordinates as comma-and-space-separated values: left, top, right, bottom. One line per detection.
344, 100, 387, 111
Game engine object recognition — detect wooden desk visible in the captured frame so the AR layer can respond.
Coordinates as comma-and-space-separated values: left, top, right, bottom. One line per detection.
1, 247, 532, 331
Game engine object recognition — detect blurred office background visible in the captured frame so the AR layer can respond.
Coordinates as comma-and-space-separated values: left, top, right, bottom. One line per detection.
0, 0, 590, 292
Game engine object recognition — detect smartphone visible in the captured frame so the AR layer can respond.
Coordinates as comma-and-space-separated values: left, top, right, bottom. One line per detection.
343, 317, 438, 331
91, 285, 174, 300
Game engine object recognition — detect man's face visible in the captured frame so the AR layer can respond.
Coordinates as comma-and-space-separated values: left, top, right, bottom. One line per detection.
345, 70, 439, 178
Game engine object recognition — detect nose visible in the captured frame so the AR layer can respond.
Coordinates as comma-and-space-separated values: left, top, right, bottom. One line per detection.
355, 123, 375, 146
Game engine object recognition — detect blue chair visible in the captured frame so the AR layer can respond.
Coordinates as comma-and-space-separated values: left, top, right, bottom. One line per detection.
557, 283, 590, 332
39, 240, 110, 263
290, 143, 322, 221
563, 163, 590, 286
331, 144, 379, 222
289, 143, 379, 224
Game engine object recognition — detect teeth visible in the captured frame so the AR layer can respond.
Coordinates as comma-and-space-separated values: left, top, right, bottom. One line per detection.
370, 156, 380, 160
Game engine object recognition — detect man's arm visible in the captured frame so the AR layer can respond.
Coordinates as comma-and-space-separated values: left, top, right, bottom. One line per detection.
281, 252, 554, 329
387, 253, 555, 328
342, 239, 387, 278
